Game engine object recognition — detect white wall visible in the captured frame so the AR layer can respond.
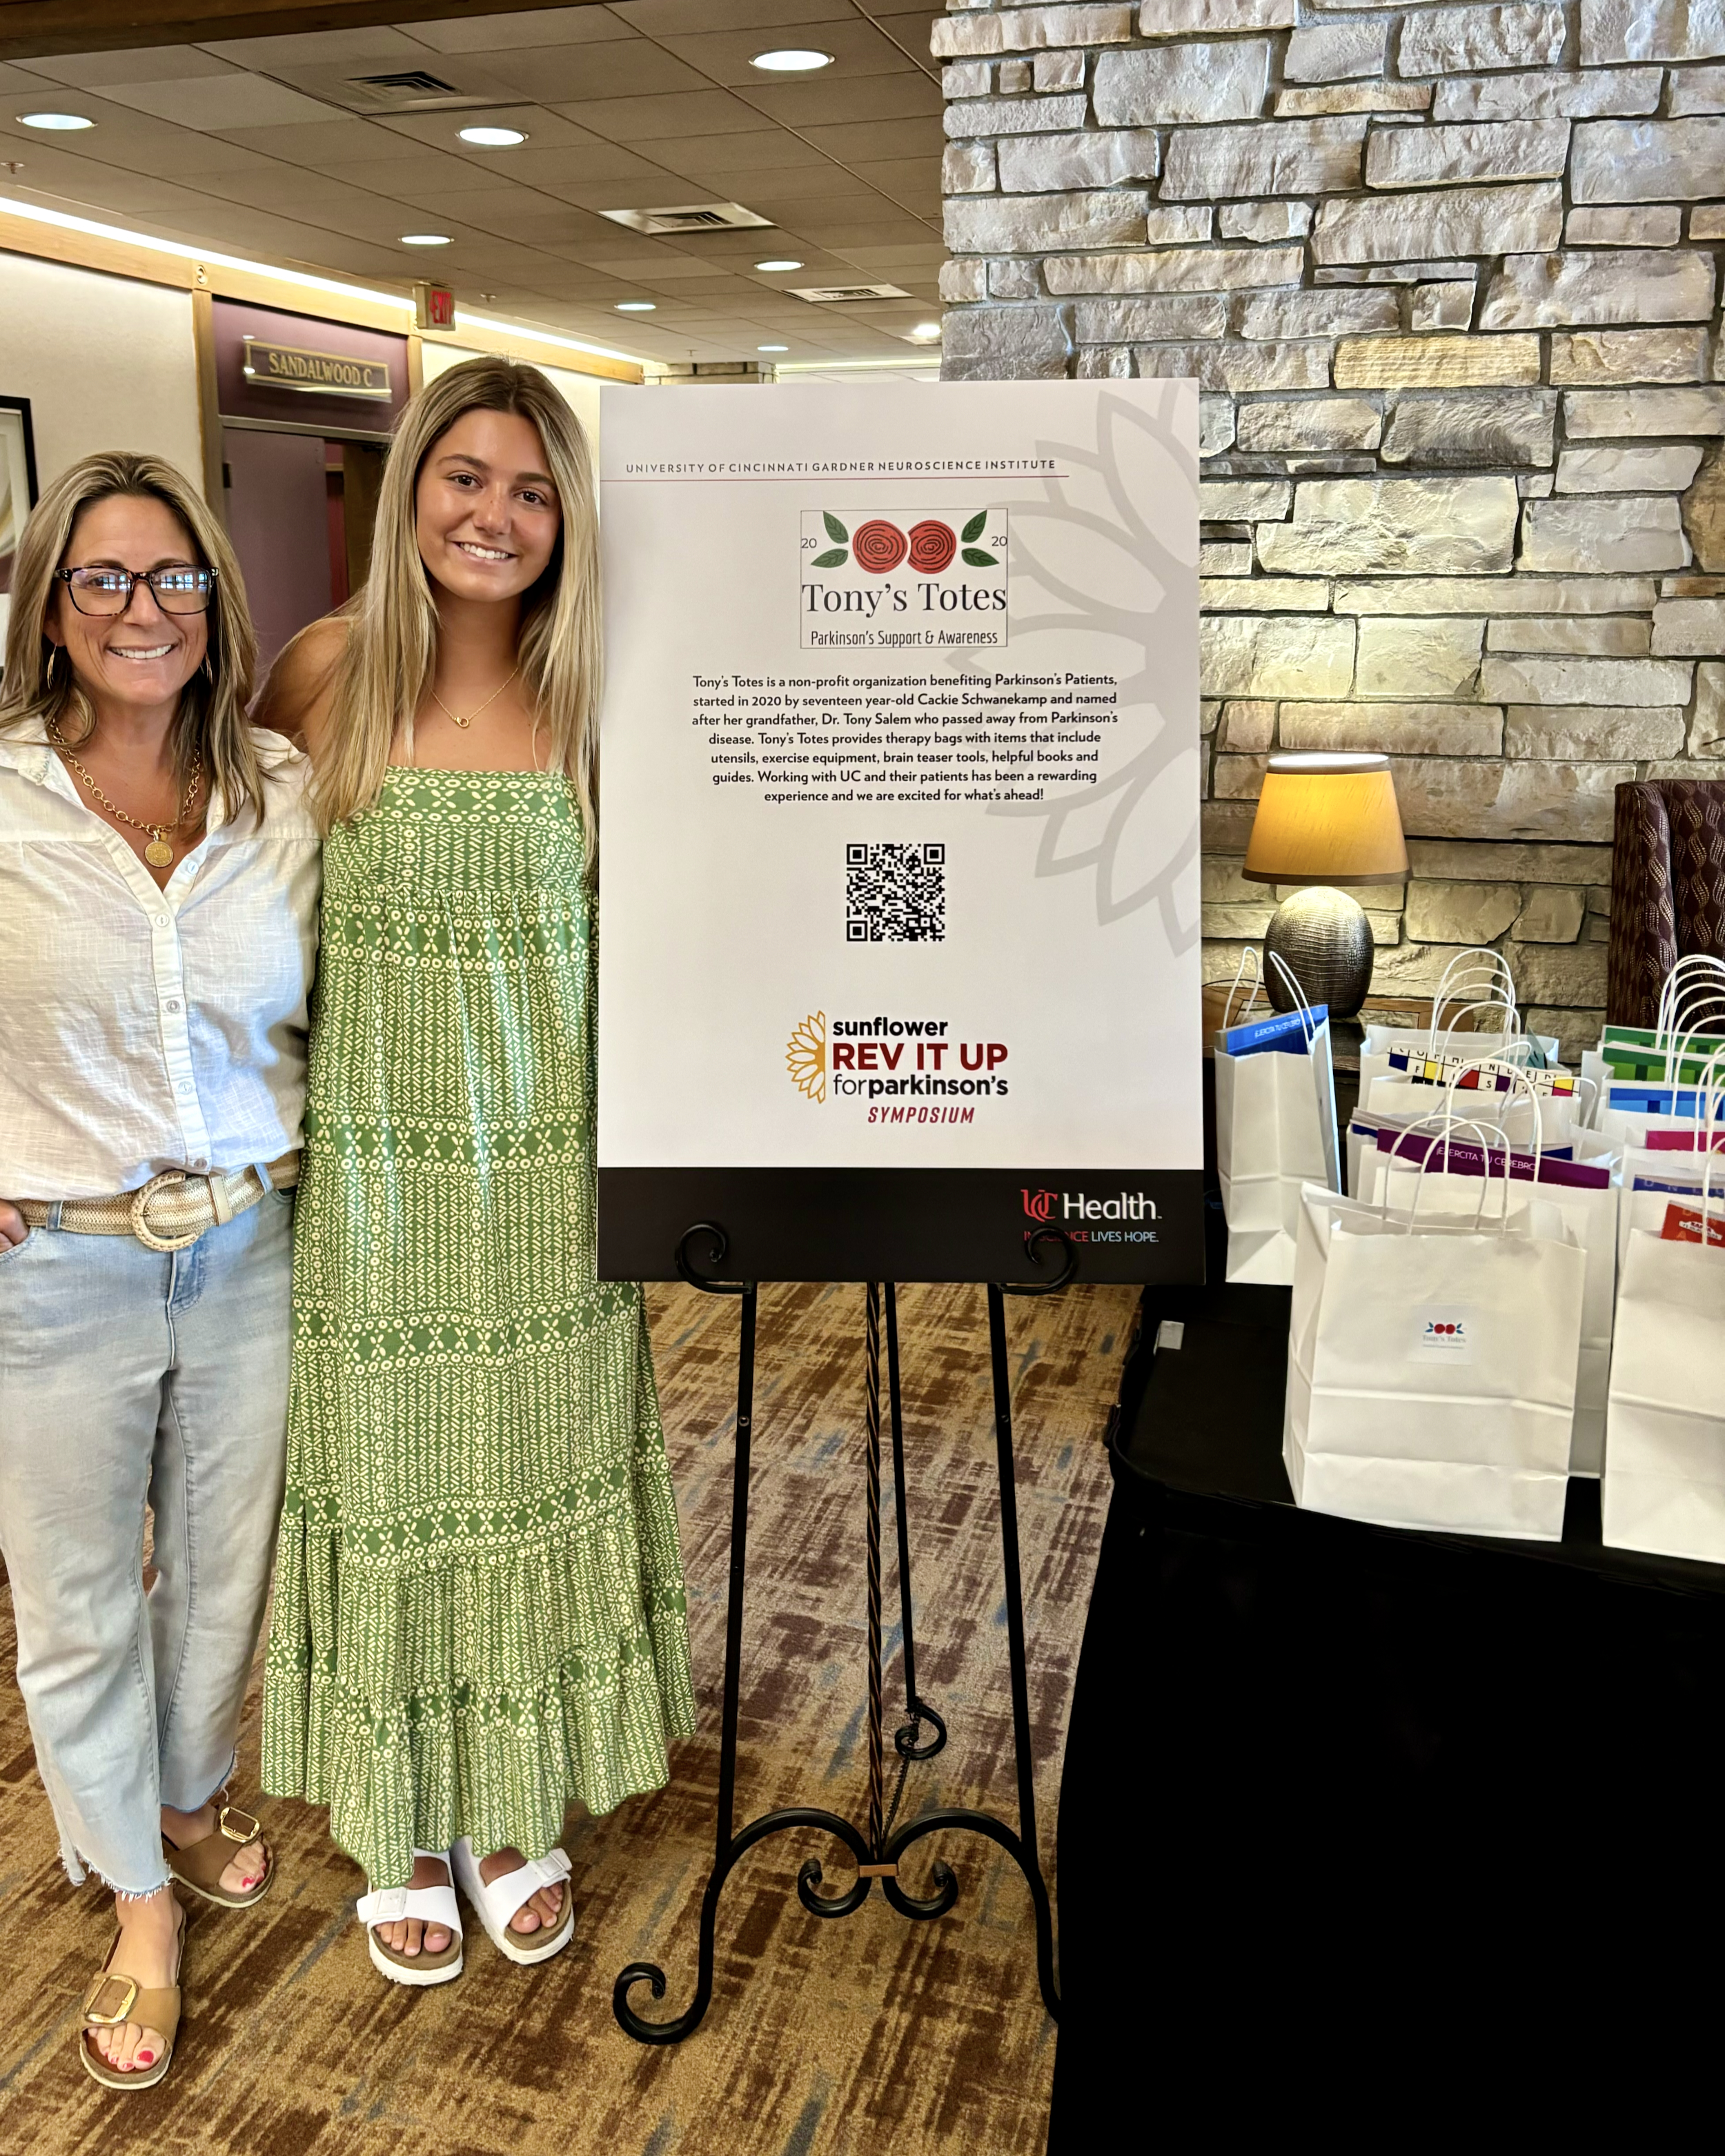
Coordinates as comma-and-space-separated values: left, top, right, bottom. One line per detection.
420, 340, 603, 447
0, 250, 202, 497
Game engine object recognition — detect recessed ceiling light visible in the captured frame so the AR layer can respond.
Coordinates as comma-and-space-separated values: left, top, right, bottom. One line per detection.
615, 300, 656, 312
911, 322, 942, 340
17, 112, 92, 131
758, 344, 789, 353
400, 233, 451, 247
458, 124, 526, 146
750, 50, 832, 72
754, 259, 804, 273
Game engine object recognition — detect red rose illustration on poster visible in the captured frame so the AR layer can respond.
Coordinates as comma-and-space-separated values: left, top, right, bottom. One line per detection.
852, 520, 907, 573
907, 520, 957, 574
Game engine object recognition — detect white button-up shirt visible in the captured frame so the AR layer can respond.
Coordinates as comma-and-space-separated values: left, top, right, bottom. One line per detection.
0, 721, 321, 1200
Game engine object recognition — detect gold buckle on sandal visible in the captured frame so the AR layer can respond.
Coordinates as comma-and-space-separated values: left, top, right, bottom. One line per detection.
217, 1802, 260, 1843
129, 1171, 201, 1254
82, 1972, 139, 2027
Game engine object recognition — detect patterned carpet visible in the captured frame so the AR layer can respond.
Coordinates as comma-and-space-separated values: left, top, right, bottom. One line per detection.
0, 1279, 1134, 2155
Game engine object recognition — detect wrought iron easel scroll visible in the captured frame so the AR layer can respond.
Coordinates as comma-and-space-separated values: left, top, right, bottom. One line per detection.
613, 1222, 1074, 2045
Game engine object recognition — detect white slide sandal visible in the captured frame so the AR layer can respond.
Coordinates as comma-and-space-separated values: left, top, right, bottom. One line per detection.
451, 1837, 575, 1966
357, 1850, 464, 1987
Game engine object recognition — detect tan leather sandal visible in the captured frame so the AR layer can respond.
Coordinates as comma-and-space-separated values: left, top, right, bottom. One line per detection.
164, 1790, 273, 1909
81, 1905, 185, 2092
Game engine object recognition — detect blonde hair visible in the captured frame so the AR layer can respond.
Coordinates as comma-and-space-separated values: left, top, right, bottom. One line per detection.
0, 450, 264, 820
308, 356, 600, 842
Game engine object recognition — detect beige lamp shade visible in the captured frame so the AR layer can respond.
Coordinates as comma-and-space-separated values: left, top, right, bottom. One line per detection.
1241, 752, 1409, 887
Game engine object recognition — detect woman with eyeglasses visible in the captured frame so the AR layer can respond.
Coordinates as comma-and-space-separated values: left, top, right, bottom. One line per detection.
0, 452, 319, 2090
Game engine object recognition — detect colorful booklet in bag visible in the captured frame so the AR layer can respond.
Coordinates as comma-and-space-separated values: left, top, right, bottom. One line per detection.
1662, 1202, 1725, 1247
1601, 1024, 1725, 1084
1374, 1129, 1607, 1188
1221, 1004, 1328, 1057
1386, 1049, 1576, 1096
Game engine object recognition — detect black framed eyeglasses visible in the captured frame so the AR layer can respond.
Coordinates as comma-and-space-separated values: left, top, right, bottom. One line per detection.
55, 565, 217, 615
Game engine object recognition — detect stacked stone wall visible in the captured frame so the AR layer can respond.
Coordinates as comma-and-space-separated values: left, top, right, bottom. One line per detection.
935, 0, 1725, 1053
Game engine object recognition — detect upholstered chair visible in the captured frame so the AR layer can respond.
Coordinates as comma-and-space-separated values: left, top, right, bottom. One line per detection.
1608, 779, 1725, 1027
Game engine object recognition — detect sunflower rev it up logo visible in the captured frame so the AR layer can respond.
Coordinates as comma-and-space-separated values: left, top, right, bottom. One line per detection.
786, 1010, 1009, 1124
800, 509, 1008, 651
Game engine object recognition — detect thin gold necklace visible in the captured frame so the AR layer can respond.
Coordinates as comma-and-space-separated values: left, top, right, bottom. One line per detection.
49, 721, 204, 868
428, 662, 520, 730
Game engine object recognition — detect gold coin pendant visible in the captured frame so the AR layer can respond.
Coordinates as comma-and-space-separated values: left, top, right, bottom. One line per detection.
144, 838, 174, 868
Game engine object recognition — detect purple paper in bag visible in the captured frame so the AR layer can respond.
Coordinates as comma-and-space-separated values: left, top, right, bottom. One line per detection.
1374, 1128, 1610, 1189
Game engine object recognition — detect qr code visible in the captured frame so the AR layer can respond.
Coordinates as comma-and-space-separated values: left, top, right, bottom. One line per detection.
845, 842, 945, 943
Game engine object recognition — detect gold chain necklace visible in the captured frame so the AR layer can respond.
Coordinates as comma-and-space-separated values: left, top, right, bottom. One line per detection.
49, 722, 204, 869
428, 663, 520, 731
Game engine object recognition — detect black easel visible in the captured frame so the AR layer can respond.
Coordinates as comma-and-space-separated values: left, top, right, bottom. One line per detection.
612, 1223, 1073, 2043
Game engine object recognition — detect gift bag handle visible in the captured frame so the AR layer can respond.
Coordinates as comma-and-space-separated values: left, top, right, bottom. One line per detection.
1695, 1046, 1725, 1250
1266, 950, 1319, 1043
1655, 956, 1725, 1074
1383, 1111, 1512, 1236
1221, 945, 1263, 1032
1429, 949, 1518, 1052
1439, 1058, 1547, 1232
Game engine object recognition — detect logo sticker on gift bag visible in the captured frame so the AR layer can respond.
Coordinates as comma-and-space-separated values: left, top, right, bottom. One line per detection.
1411, 1305, 1475, 1360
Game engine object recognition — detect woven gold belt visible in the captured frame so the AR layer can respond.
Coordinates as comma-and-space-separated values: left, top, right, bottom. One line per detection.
17, 1153, 302, 1254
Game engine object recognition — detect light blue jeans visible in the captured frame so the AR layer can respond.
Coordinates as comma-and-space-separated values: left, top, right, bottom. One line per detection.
0, 1191, 293, 1895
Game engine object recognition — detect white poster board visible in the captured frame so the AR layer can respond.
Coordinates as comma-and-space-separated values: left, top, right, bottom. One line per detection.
598, 378, 1203, 1283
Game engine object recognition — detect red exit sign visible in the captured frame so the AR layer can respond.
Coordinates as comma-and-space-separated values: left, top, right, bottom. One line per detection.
414, 281, 455, 331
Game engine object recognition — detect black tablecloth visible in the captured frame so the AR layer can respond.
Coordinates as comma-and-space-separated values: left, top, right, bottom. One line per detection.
1046, 1197, 1725, 2139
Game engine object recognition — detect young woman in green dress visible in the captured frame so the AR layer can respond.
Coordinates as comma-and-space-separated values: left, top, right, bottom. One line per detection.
259, 356, 694, 1984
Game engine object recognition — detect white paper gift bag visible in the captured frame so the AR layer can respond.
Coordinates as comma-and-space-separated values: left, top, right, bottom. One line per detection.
1285, 1107, 1587, 1541
1601, 1186, 1725, 1564
1214, 952, 1339, 1285
1359, 1131, 1616, 1476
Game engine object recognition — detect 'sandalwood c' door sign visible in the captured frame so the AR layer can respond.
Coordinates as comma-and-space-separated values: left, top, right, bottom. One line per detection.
241, 337, 393, 402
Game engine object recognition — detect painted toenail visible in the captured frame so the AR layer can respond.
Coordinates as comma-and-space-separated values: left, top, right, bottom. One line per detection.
137, 2052, 154, 2066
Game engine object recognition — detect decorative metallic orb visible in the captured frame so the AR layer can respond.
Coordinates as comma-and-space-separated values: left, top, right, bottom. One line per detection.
1263, 887, 1374, 1019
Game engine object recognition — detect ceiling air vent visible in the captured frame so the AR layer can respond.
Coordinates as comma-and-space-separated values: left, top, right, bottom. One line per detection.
600, 202, 774, 235
341, 70, 469, 108
788, 283, 911, 302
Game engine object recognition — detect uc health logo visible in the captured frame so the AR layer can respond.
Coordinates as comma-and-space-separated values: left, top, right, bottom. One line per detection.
1022, 1187, 1058, 1223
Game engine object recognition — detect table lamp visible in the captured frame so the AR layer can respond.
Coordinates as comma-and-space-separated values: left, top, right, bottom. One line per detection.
1241, 751, 1408, 1020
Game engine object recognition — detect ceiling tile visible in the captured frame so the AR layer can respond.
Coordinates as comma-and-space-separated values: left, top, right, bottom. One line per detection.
17, 46, 244, 88
316, 151, 491, 196
652, 19, 923, 86
644, 165, 851, 208
397, 10, 639, 55
98, 75, 341, 131
742, 73, 940, 127
647, 129, 834, 175
553, 90, 764, 142
610, 0, 854, 30
482, 44, 709, 103
211, 117, 393, 166
486, 141, 676, 184
375, 106, 596, 154
797, 117, 941, 163
197, 28, 430, 68
0, 105, 282, 176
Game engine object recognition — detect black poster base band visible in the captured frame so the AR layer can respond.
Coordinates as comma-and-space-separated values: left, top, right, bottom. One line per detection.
598, 1167, 1207, 1284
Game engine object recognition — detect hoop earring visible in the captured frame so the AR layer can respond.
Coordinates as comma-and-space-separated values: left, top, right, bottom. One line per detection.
44, 646, 58, 690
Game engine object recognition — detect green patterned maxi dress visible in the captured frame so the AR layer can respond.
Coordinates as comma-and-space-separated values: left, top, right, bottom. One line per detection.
262, 768, 695, 1888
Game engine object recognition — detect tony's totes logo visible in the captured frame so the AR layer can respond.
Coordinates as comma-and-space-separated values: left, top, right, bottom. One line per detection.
786, 1011, 1007, 1125
800, 508, 1008, 653
1412, 1305, 1475, 1361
